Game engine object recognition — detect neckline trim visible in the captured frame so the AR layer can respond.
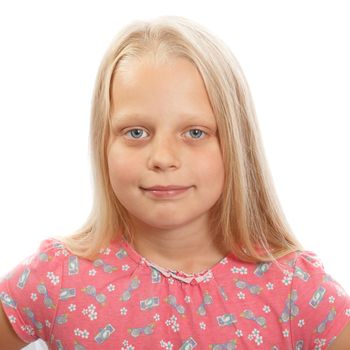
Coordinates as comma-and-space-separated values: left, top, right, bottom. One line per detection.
119, 238, 232, 284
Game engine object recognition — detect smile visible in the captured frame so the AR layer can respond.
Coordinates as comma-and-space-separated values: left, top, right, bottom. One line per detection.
141, 187, 192, 199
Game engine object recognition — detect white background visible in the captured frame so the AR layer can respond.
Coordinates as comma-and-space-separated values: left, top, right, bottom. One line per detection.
0, 1, 349, 349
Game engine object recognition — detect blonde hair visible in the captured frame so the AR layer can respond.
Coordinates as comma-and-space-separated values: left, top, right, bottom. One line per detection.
57, 15, 303, 262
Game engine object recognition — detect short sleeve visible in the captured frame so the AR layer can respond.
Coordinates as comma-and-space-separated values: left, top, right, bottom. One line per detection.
0, 238, 64, 344
291, 251, 350, 349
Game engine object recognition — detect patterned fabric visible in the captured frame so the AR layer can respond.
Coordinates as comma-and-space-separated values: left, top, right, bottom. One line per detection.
1, 237, 350, 350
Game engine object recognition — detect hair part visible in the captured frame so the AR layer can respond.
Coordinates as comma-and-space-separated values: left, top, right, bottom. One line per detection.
56, 16, 303, 262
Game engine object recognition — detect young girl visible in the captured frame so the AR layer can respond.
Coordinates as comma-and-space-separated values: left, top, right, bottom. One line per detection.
1, 16, 349, 350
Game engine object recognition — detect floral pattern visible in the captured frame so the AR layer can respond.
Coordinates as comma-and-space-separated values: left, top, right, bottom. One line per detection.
0, 237, 350, 349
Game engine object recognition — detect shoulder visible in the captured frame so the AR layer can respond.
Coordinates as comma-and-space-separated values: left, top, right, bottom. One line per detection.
282, 250, 350, 348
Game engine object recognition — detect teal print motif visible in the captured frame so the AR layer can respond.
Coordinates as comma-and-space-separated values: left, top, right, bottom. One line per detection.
279, 289, 299, 323
121, 277, 141, 301
234, 279, 262, 295
59, 287, 76, 301
209, 339, 237, 350
82, 285, 106, 304
128, 323, 155, 337
0, 291, 17, 309
165, 295, 186, 316
197, 291, 213, 316
254, 262, 272, 277
17, 267, 30, 289
23, 307, 43, 330
94, 324, 115, 344
309, 286, 326, 308
216, 313, 237, 327
37, 283, 56, 309
140, 296, 160, 310
92, 258, 118, 273
68, 256, 79, 275
179, 336, 197, 349
241, 309, 267, 328
316, 307, 336, 333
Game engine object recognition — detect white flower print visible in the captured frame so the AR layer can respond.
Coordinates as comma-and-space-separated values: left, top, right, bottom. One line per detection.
231, 266, 248, 274
45, 320, 51, 328
21, 324, 34, 336
282, 329, 289, 337
266, 282, 274, 290
255, 335, 263, 345
170, 315, 177, 323
345, 309, 350, 317
107, 283, 116, 292
220, 257, 228, 265
199, 321, 206, 330
122, 264, 130, 271
100, 247, 111, 255
88, 269, 97, 276
282, 270, 293, 286
171, 323, 180, 332
248, 328, 263, 345
30, 293, 37, 301
184, 295, 191, 303
252, 329, 260, 337
263, 305, 271, 313
237, 291, 245, 300
314, 338, 326, 350
168, 277, 175, 285
8, 315, 16, 324
160, 340, 174, 349
46, 272, 60, 286
203, 271, 213, 283
165, 315, 180, 333
74, 328, 90, 339
68, 304, 76, 312
329, 295, 335, 303
82, 304, 97, 321
298, 319, 305, 327
120, 307, 127, 316
154, 313, 160, 321
81, 329, 89, 339
121, 340, 135, 350
235, 329, 243, 337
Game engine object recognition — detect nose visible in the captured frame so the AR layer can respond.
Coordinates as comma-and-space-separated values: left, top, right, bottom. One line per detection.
147, 133, 181, 171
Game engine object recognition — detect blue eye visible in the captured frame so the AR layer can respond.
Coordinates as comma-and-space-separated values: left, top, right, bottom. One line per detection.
125, 129, 147, 139
186, 129, 205, 139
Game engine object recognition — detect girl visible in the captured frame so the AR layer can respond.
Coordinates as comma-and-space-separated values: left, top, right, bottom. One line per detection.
1, 16, 349, 350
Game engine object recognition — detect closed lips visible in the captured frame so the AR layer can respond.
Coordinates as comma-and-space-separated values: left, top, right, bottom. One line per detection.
142, 186, 192, 191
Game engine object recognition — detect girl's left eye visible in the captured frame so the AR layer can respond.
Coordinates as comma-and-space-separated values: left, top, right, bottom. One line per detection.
124, 128, 206, 140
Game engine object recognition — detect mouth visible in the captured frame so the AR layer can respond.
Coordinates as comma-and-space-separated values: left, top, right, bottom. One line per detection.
140, 186, 193, 199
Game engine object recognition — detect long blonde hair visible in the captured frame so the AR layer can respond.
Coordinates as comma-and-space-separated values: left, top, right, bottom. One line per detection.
57, 16, 303, 262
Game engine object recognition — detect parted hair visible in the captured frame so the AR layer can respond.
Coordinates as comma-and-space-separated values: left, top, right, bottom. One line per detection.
57, 16, 303, 262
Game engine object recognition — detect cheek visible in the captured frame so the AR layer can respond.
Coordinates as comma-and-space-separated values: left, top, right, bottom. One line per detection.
107, 146, 140, 185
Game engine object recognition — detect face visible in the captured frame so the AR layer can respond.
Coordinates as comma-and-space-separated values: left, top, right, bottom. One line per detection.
107, 56, 225, 232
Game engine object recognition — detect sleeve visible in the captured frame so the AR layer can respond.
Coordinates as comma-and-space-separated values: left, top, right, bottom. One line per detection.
290, 251, 350, 349
0, 238, 64, 344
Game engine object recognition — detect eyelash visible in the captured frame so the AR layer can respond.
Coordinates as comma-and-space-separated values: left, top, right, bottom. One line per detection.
124, 128, 207, 140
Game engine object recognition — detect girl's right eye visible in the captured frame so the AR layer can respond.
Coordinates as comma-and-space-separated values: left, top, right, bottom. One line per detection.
124, 128, 148, 139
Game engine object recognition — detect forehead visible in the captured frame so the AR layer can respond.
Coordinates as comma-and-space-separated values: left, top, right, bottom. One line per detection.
110, 57, 215, 122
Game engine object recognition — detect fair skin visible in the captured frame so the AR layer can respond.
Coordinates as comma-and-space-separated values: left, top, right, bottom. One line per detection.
107, 55, 228, 273
1, 57, 350, 350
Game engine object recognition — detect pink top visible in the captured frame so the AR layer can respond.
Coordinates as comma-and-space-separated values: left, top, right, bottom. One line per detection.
1, 237, 350, 349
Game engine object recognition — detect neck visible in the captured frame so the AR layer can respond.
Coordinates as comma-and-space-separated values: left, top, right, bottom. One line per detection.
127, 215, 228, 274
